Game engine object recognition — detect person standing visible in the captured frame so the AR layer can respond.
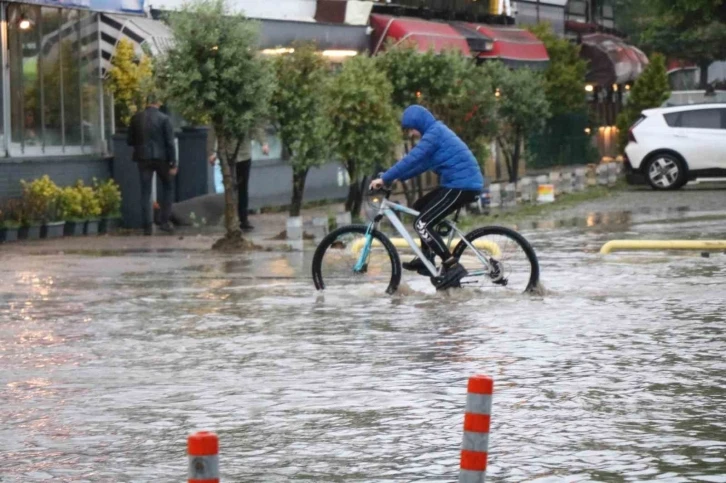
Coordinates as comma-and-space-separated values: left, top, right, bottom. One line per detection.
127, 95, 177, 235
207, 127, 269, 231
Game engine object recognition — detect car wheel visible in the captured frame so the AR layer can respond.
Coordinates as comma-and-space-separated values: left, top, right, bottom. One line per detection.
645, 154, 687, 190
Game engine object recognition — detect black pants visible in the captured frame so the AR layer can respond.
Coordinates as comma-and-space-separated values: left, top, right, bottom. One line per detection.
138, 159, 174, 227
236, 159, 251, 226
412, 188, 479, 260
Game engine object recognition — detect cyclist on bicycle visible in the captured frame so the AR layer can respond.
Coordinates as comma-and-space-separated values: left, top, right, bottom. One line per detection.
369, 105, 484, 290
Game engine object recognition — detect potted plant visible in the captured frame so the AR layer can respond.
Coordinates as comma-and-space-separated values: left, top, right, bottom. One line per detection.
77, 181, 102, 235
0, 199, 22, 243
22, 176, 65, 239
59, 186, 85, 236
94, 178, 123, 234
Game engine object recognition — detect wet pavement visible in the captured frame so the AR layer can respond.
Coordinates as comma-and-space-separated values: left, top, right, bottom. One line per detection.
2, 186, 726, 482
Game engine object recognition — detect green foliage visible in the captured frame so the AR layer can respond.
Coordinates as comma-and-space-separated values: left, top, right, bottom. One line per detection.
270, 42, 331, 216
58, 186, 84, 221
161, 0, 275, 235
105, 39, 154, 128
376, 44, 469, 110
0, 199, 22, 229
93, 178, 122, 217
527, 23, 588, 117
629, 0, 726, 86
20, 175, 62, 223
484, 62, 550, 183
616, 53, 670, 151
326, 55, 399, 216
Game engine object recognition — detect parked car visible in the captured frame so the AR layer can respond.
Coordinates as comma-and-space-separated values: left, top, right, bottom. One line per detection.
624, 103, 726, 190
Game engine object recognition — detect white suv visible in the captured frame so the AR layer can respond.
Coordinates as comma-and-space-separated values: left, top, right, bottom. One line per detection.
624, 103, 726, 190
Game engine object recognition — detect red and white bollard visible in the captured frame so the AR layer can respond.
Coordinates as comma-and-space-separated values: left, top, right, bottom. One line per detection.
188, 431, 219, 483
459, 375, 493, 483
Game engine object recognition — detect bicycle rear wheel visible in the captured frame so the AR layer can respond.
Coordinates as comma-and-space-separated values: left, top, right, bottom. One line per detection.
452, 226, 539, 293
312, 224, 402, 295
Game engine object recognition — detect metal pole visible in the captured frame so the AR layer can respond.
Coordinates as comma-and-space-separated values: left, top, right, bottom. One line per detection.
1, 4, 11, 156
97, 12, 105, 153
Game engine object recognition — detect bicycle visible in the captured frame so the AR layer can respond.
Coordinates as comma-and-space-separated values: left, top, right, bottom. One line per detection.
312, 186, 540, 295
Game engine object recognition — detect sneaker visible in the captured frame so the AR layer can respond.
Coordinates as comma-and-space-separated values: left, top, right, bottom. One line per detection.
240, 221, 254, 232
434, 260, 468, 291
159, 222, 175, 234
402, 254, 434, 275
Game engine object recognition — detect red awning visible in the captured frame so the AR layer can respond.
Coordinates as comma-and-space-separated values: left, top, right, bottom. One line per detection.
370, 14, 471, 55
580, 33, 649, 85
466, 24, 549, 69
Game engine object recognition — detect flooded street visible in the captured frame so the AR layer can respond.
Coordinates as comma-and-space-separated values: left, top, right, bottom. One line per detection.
2, 188, 726, 482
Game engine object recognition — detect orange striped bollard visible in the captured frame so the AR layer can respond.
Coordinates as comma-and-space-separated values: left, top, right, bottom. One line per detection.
188, 431, 219, 483
459, 375, 493, 483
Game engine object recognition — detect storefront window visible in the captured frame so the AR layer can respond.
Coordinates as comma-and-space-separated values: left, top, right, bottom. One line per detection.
7, 4, 102, 156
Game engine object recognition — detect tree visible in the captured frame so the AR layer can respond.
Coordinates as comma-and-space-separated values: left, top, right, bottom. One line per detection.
270, 42, 331, 218
376, 45, 493, 203
484, 62, 550, 183
162, 0, 275, 247
326, 55, 399, 218
105, 39, 153, 128
630, 0, 726, 88
615, 53, 670, 151
527, 23, 588, 117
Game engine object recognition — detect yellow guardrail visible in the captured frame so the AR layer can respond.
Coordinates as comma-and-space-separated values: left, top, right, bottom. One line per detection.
600, 240, 726, 255
351, 238, 501, 257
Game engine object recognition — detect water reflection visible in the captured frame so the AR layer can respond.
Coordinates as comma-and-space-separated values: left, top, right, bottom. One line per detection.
1, 211, 725, 481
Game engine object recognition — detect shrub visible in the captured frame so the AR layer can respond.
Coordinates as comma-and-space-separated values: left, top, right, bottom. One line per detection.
76, 181, 102, 219
0, 199, 22, 228
59, 186, 84, 220
93, 178, 122, 217
20, 175, 62, 223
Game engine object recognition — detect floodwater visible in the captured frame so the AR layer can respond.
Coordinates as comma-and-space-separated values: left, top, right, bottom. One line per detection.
2, 203, 726, 482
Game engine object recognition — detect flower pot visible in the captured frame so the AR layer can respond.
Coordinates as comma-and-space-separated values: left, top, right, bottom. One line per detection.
99, 216, 121, 234
41, 221, 65, 239
18, 224, 42, 240
64, 220, 86, 236
85, 219, 100, 236
0, 226, 19, 243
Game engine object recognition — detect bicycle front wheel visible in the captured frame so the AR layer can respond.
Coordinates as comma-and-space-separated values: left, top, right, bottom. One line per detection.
452, 226, 540, 293
312, 224, 402, 295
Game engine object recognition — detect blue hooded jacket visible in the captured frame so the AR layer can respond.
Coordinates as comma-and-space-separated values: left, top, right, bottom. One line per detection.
382, 106, 484, 192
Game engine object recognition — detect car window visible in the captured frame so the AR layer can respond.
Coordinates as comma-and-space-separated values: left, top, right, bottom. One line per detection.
679, 108, 722, 129
664, 112, 680, 127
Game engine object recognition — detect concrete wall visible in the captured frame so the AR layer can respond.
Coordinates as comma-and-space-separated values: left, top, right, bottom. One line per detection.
0, 156, 111, 201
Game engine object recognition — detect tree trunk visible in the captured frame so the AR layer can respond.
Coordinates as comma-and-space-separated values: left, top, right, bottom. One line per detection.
699, 62, 710, 90
401, 180, 416, 207
510, 128, 522, 184
497, 136, 514, 182
290, 168, 309, 217
219, 155, 241, 238
351, 176, 367, 219
344, 160, 356, 212
416, 175, 424, 199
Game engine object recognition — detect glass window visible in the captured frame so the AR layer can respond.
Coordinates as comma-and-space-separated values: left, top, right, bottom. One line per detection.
664, 112, 680, 127
8, 4, 42, 155
680, 109, 723, 129
40, 6, 64, 154
80, 11, 101, 152
6, 5, 102, 156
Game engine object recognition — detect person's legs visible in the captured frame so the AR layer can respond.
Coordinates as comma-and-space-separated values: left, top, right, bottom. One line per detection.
236, 160, 252, 230
138, 160, 154, 235
402, 189, 443, 272
154, 160, 174, 230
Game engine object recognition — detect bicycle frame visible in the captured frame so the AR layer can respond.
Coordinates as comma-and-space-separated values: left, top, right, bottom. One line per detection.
354, 196, 494, 278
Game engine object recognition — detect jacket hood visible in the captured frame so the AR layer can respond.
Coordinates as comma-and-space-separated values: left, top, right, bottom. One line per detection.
401, 105, 437, 133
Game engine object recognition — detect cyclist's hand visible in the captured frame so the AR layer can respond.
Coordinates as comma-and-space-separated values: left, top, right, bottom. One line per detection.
369, 178, 385, 191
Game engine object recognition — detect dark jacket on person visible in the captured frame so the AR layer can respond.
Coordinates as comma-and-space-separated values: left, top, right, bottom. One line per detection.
127, 106, 177, 166
382, 105, 484, 191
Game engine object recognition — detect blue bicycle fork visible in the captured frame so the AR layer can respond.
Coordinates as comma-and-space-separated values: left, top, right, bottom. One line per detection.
353, 224, 374, 273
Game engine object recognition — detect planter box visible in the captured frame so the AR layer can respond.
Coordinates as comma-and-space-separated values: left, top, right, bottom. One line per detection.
99, 217, 122, 234
64, 220, 86, 236
19, 224, 42, 240
85, 219, 100, 236
41, 221, 65, 239
0, 226, 19, 243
